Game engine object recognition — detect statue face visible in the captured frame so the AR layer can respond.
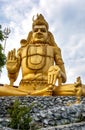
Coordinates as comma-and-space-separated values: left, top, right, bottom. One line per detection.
32, 25, 48, 43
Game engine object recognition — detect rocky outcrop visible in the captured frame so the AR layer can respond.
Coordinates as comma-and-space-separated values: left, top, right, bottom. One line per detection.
0, 96, 85, 129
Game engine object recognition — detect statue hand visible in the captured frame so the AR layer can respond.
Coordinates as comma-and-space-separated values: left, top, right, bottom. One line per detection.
6, 49, 19, 73
48, 65, 61, 85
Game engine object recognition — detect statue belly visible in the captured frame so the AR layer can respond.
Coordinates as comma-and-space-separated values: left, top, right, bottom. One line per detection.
21, 56, 54, 81
21, 45, 54, 81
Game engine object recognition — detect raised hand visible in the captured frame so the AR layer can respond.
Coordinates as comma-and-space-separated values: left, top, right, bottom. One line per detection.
6, 49, 19, 73
48, 65, 61, 85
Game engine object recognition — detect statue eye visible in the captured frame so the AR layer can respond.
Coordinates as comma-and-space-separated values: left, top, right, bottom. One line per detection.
33, 28, 38, 32
33, 27, 47, 33
41, 28, 46, 32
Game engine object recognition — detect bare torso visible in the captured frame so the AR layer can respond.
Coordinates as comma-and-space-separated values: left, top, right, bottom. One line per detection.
20, 44, 54, 81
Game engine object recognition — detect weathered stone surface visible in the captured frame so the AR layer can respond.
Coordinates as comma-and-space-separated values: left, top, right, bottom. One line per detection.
0, 96, 85, 129
41, 122, 85, 130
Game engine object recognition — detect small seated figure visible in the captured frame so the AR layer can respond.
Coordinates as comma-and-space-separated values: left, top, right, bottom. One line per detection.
74, 77, 82, 104
0, 14, 84, 101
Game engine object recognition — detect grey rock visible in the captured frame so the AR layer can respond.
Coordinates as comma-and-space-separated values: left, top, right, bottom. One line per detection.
0, 96, 85, 129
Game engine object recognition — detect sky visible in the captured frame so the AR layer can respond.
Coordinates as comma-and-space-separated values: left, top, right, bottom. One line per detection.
0, 0, 85, 86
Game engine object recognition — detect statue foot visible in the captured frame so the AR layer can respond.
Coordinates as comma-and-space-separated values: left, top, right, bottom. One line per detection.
29, 86, 53, 96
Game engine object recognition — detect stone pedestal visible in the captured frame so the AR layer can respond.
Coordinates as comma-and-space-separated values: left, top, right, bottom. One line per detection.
0, 96, 85, 129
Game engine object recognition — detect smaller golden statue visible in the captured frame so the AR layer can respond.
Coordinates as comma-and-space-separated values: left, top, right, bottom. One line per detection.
0, 14, 85, 103
74, 77, 82, 104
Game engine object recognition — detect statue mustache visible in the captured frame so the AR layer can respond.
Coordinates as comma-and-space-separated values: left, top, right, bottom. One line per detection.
35, 33, 43, 38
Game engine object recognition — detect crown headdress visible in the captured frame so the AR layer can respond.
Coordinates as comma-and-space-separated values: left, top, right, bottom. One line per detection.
32, 14, 49, 30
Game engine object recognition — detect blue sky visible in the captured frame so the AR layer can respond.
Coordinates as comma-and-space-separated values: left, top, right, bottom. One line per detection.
0, 0, 85, 85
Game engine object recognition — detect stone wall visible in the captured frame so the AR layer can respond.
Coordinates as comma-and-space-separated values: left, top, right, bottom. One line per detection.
41, 122, 85, 130
0, 96, 85, 130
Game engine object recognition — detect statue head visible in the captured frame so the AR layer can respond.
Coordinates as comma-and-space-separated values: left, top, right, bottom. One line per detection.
31, 14, 49, 43
26, 14, 58, 48
32, 14, 49, 30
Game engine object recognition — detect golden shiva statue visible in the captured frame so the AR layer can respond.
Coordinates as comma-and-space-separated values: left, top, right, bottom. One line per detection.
0, 14, 85, 103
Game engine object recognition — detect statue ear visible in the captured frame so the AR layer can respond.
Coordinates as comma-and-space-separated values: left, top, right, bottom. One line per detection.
27, 31, 33, 43
20, 39, 27, 47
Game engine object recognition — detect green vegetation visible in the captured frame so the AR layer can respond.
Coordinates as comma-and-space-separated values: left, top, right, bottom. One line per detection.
0, 25, 6, 72
7, 99, 38, 130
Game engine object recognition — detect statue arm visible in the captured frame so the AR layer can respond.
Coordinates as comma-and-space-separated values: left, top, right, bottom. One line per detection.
6, 48, 21, 86
54, 46, 67, 83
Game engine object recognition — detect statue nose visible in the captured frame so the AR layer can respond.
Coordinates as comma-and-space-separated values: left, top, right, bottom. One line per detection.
37, 32, 42, 36
37, 29, 42, 35
38, 29, 41, 32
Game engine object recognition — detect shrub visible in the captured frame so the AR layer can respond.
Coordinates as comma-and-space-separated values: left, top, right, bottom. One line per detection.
7, 99, 36, 130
